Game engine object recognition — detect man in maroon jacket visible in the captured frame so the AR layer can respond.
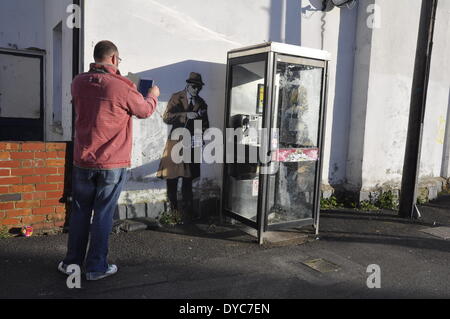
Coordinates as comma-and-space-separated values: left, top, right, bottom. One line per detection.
58, 41, 160, 281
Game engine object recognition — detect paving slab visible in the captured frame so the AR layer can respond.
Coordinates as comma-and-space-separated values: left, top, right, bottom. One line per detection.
419, 226, 450, 240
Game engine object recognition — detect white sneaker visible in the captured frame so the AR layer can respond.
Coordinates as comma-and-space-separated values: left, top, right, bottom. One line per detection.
86, 264, 118, 281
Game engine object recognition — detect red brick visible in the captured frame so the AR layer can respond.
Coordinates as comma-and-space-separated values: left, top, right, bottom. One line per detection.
6, 209, 31, 218
55, 206, 67, 213
36, 184, 59, 191
47, 152, 60, 159
57, 168, 66, 174
11, 168, 34, 176
57, 183, 65, 190
9, 185, 34, 193
33, 160, 46, 168
22, 193, 33, 201
34, 167, 58, 175
22, 215, 46, 224
45, 159, 65, 167
33, 206, 54, 215
0, 186, 9, 194
0, 160, 21, 168
35, 152, 48, 159
0, 202, 14, 210
0, 169, 10, 177
0, 143, 20, 151
49, 213, 66, 221
46, 191, 64, 199
23, 176, 46, 184
1, 218, 21, 226
15, 201, 40, 209
35, 152, 60, 159
21, 160, 32, 168
0, 177, 22, 185
54, 221, 65, 227
21, 143, 45, 151
0, 152, 10, 160
56, 151, 66, 159
46, 175, 65, 183
32, 192, 47, 200
46, 143, 67, 151
22, 160, 45, 168
40, 199, 62, 207
11, 152, 35, 160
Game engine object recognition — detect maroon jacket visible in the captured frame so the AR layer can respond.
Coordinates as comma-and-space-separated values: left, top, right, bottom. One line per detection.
71, 63, 157, 169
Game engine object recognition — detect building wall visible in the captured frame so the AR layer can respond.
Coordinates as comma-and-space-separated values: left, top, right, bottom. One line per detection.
346, 0, 374, 190
346, 0, 450, 197
0, 142, 68, 232
0, 0, 46, 50
1, 0, 448, 221
0, 0, 74, 142
82, 0, 346, 205
360, 0, 422, 189
43, 0, 74, 142
420, 0, 450, 179
0, 2, 73, 232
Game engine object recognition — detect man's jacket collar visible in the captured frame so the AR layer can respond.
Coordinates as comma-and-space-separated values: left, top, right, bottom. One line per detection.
89, 63, 121, 75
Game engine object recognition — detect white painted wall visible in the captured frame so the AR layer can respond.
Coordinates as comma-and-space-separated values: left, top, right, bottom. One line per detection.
1, 0, 448, 204
420, 0, 450, 179
0, 0, 73, 142
346, 0, 450, 191
44, 0, 74, 142
82, 0, 339, 203
361, 0, 422, 189
0, 0, 45, 50
302, 6, 351, 186
346, 0, 374, 190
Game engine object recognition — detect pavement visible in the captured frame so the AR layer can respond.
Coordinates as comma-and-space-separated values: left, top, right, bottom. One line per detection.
0, 195, 450, 299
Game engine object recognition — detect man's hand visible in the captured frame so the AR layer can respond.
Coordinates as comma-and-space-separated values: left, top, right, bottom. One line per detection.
148, 85, 160, 98
186, 112, 199, 120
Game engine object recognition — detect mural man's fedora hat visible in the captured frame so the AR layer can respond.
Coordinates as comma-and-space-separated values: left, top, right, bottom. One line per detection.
186, 72, 205, 86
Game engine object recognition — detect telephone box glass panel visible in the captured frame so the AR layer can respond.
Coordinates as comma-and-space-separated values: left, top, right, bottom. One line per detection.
267, 55, 324, 225
225, 60, 265, 222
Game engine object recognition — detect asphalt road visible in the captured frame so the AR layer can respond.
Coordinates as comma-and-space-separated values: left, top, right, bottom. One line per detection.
0, 196, 449, 299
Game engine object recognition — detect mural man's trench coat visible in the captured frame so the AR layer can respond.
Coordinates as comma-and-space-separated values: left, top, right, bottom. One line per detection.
157, 90, 209, 180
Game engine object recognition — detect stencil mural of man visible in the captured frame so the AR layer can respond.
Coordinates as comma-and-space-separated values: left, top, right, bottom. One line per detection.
157, 72, 209, 222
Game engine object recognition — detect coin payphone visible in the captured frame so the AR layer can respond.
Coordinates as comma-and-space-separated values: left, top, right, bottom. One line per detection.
221, 42, 330, 244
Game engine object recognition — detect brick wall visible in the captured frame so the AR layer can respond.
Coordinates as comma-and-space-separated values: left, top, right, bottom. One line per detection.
0, 142, 69, 233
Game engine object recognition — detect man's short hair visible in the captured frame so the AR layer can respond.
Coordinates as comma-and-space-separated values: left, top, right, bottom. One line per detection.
94, 41, 118, 61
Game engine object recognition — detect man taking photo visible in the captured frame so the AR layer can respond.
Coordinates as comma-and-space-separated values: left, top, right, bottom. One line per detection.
58, 40, 160, 281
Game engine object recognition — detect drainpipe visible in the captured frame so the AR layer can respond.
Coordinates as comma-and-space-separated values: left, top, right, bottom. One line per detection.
399, 0, 438, 219
63, 0, 81, 229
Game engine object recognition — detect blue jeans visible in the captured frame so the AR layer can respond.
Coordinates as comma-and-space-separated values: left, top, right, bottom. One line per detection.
63, 167, 127, 273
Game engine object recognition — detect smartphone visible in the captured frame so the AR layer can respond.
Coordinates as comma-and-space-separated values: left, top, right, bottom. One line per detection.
138, 78, 155, 97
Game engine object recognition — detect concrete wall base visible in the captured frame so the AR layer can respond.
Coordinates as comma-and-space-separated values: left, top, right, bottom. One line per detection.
322, 177, 449, 206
